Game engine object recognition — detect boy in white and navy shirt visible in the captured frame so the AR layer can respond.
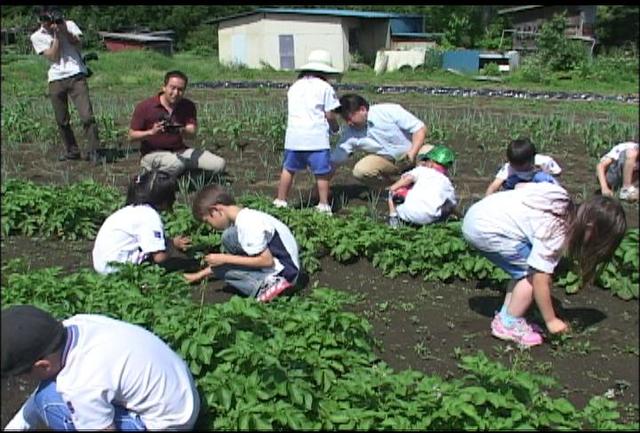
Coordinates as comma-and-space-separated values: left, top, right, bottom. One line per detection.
186, 185, 301, 303
485, 137, 561, 196
596, 141, 639, 201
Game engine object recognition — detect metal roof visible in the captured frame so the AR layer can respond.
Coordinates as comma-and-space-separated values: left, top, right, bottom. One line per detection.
497, 5, 544, 15
209, 7, 422, 23
98, 32, 172, 42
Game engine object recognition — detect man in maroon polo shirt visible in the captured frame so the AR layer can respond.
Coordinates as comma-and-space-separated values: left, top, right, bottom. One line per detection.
128, 70, 225, 177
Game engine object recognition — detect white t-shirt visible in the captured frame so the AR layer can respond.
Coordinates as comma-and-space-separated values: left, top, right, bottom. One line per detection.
92, 204, 167, 274
461, 183, 569, 274
396, 166, 457, 225
7, 314, 200, 431
235, 208, 300, 281
30, 20, 88, 82
284, 76, 340, 151
332, 103, 425, 164
601, 141, 639, 164
495, 154, 562, 180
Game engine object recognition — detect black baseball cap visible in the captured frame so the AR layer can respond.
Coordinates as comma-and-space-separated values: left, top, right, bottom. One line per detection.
1, 305, 66, 377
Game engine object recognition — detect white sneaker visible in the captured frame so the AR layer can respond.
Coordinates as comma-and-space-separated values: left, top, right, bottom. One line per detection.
619, 186, 639, 202
273, 199, 288, 208
314, 203, 332, 215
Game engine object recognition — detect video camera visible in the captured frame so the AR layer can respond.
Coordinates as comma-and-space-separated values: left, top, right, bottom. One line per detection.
40, 9, 65, 25
159, 114, 183, 134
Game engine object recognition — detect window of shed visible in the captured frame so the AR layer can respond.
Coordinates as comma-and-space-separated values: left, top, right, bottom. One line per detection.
348, 28, 359, 53
279, 35, 294, 70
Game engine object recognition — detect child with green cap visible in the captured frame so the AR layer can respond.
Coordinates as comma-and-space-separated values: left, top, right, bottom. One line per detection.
386, 145, 457, 228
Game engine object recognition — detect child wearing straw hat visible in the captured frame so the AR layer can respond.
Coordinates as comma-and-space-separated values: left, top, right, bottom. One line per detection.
273, 49, 342, 215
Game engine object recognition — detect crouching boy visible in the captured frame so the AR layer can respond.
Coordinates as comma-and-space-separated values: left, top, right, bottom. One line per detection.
184, 185, 301, 303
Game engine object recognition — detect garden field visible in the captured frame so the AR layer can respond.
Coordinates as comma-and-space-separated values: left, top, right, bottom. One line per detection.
1, 51, 639, 429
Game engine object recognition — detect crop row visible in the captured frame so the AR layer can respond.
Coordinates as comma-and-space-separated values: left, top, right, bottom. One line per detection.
1, 261, 634, 430
2, 96, 636, 161
2, 178, 638, 300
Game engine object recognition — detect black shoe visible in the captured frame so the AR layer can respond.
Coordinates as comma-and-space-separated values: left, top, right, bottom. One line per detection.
85, 151, 106, 164
58, 153, 81, 161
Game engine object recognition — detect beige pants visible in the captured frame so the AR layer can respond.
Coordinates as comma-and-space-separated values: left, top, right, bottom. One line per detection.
140, 148, 226, 177
352, 144, 433, 188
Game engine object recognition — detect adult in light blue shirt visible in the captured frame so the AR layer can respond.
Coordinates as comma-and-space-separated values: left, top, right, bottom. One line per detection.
331, 94, 432, 189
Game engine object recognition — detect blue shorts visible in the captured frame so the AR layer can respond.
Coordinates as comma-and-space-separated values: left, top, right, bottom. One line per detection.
282, 149, 332, 175
476, 242, 533, 280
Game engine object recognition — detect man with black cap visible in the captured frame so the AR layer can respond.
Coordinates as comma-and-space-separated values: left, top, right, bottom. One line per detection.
30, 6, 102, 163
2, 305, 200, 430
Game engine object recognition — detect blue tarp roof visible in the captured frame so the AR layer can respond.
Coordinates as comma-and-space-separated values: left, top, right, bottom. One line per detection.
209, 7, 422, 24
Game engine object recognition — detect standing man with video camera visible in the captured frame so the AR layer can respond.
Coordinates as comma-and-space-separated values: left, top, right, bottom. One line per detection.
30, 6, 102, 163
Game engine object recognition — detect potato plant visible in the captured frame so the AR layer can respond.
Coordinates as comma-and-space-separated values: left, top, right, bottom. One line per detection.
1, 261, 635, 430
2, 178, 638, 300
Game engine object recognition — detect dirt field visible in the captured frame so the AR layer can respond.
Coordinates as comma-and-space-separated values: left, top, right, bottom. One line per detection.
1, 90, 639, 427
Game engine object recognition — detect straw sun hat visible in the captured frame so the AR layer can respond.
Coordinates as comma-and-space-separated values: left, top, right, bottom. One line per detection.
298, 49, 340, 74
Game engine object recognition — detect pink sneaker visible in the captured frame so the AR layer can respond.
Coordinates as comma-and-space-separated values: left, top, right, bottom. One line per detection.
491, 315, 543, 347
256, 276, 293, 303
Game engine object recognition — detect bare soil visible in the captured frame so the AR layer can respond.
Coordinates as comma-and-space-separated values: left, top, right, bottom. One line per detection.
1, 91, 638, 427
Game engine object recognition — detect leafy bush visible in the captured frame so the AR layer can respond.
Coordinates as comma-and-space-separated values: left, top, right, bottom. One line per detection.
537, 13, 589, 72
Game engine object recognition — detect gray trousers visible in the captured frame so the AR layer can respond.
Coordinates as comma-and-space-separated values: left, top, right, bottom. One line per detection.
49, 73, 100, 155
213, 226, 272, 298
605, 150, 626, 191
140, 149, 226, 177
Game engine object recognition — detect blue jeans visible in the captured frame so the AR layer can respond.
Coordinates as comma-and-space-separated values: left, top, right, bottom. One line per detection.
214, 226, 273, 298
31, 379, 146, 431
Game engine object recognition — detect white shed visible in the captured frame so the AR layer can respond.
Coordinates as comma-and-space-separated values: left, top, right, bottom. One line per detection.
210, 8, 427, 72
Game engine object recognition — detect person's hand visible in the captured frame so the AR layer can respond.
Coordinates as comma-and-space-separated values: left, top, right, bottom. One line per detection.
204, 253, 226, 267
183, 272, 201, 284
397, 153, 412, 165
601, 187, 614, 197
173, 235, 191, 251
546, 318, 570, 334
150, 121, 166, 136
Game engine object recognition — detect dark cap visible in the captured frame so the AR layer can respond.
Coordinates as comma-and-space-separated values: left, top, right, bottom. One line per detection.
1, 305, 66, 377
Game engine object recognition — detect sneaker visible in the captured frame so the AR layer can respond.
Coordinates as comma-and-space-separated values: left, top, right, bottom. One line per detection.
85, 151, 106, 165
314, 203, 332, 215
272, 199, 288, 208
491, 314, 543, 347
57, 152, 81, 161
388, 214, 400, 229
619, 186, 639, 202
256, 276, 293, 303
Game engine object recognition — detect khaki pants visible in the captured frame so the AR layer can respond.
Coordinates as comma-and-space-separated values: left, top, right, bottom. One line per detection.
49, 73, 100, 156
352, 144, 433, 188
140, 148, 226, 177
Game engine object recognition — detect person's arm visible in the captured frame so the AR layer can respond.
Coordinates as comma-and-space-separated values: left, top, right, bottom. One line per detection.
40, 31, 62, 63
531, 271, 568, 334
184, 266, 213, 284
205, 248, 274, 269
179, 121, 197, 140
405, 125, 427, 163
57, 21, 81, 48
596, 157, 614, 196
4, 390, 42, 430
325, 111, 340, 134
150, 250, 169, 264
128, 121, 165, 142
388, 173, 415, 193
485, 177, 505, 196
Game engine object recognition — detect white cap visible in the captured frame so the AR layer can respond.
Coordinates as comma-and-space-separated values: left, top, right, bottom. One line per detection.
298, 49, 340, 74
